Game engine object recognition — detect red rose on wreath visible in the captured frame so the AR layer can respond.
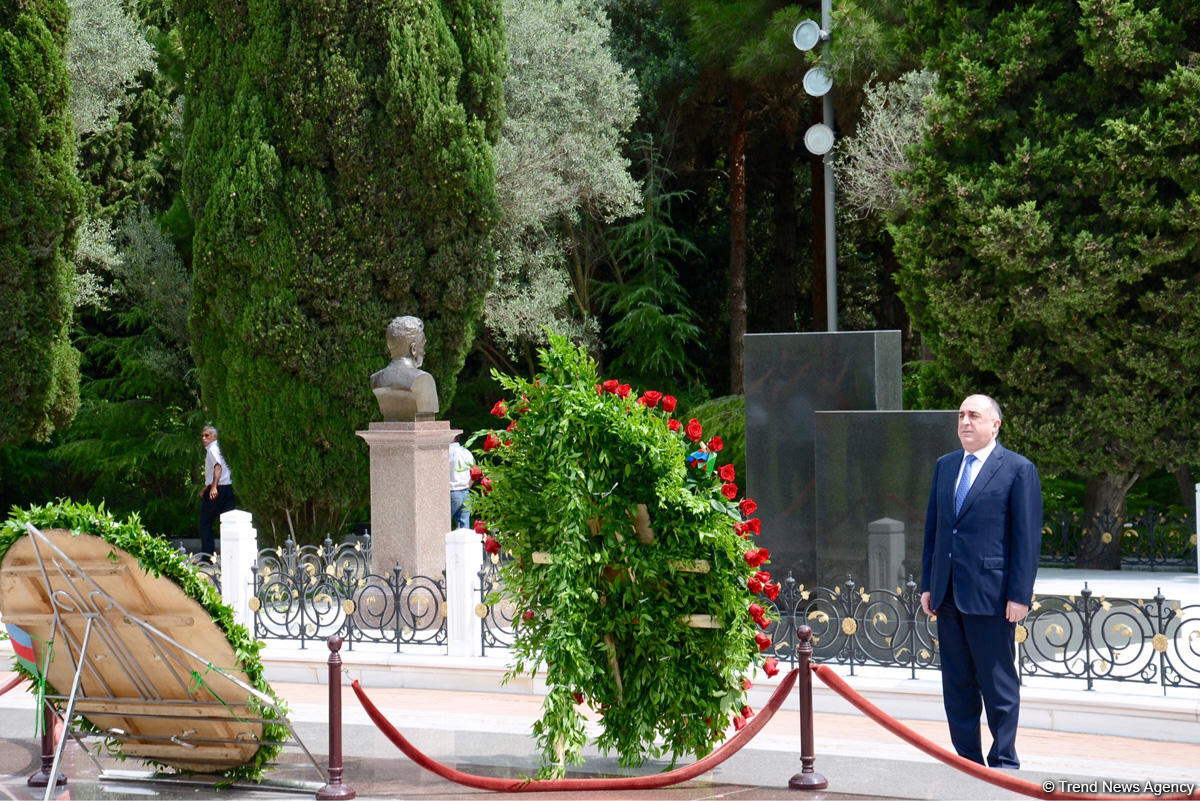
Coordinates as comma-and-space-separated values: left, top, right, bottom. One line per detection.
490, 399, 508, 417
474, 520, 488, 534
754, 632, 772, 651
480, 476, 494, 494
708, 436, 724, 452
721, 483, 738, 500
662, 394, 678, 412
484, 536, 500, 555
617, 383, 631, 398
732, 715, 747, 731
483, 433, 501, 451
668, 419, 681, 432
718, 464, 736, 482
734, 521, 750, 538
747, 576, 763, 594
523, 610, 535, 621
640, 390, 662, 408
572, 692, 585, 705
741, 677, 752, 691
741, 705, 755, 719
755, 570, 771, 583
602, 379, 619, 394
685, 418, 703, 442
739, 498, 758, 516
746, 518, 762, 535
469, 465, 483, 483
763, 657, 781, 677
764, 582, 781, 602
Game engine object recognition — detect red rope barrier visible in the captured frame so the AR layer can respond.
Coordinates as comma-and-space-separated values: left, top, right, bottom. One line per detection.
811, 665, 1198, 801
352, 668, 799, 792
0, 674, 23, 697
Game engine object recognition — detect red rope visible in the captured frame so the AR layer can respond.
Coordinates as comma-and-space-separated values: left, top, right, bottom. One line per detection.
352, 668, 798, 792
0, 674, 23, 696
811, 664, 1198, 801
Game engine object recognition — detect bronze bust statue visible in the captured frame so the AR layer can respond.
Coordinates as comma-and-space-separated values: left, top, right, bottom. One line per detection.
370, 316, 439, 422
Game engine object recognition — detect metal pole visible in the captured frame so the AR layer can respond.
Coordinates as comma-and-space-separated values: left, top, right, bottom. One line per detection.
27, 699, 66, 788
788, 625, 828, 790
316, 636, 355, 799
821, 0, 837, 332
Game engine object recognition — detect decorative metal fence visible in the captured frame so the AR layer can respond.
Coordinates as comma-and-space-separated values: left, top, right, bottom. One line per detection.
1041, 505, 1197, 571
247, 535, 447, 650
478, 545, 517, 654
760, 572, 1200, 693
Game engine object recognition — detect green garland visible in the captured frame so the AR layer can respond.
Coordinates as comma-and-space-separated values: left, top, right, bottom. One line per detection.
1, 500, 288, 781
469, 336, 780, 778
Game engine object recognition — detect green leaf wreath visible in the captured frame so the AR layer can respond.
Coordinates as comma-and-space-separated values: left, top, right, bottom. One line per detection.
0, 500, 288, 781
469, 336, 781, 778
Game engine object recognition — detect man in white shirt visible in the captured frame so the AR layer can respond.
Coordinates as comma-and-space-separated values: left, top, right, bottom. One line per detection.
449, 436, 475, 529
199, 426, 236, 556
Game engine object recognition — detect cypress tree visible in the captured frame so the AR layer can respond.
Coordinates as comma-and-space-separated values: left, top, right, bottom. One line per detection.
0, 0, 84, 446
178, 0, 503, 539
892, 0, 1200, 566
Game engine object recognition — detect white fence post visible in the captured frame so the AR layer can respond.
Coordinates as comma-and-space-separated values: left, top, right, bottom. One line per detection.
445, 528, 483, 657
219, 509, 258, 631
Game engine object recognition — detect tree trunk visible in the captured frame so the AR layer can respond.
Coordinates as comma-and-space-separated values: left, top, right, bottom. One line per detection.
1078, 472, 1139, 569
728, 90, 748, 394
769, 127, 798, 332
1172, 464, 1195, 509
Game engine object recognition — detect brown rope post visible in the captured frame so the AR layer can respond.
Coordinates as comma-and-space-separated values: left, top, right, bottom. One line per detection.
27, 698, 67, 788
316, 636, 356, 799
789, 624, 828, 790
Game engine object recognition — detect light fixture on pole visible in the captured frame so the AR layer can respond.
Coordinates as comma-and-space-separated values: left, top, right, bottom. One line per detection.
793, 5, 838, 333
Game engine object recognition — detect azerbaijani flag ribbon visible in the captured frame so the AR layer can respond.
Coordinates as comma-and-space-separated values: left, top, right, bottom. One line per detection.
5, 623, 39, 676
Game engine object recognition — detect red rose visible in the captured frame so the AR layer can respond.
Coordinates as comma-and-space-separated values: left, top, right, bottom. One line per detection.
503, 439, 513, 446
483, 433, 501, 451
718, 464, 736, 482
469, 465, 483, 483
662, 395, 678, 412
594, 383, 602, 394
746, 518, 762, 535
708, 435, 724, 452
721, 482, 738, 500
744, 550, 760, 567
483, 536, 500, 555
572, 692, 585, 705
755, 570, 772, 584
668, 419, 681, 432
732, 715, 747, 731
741, 705, 754, 719
480, 475, 494, 494
739, 498, 758, 517
748, 603, 766, 624
764, 582, 781, 602
616, 383, 631, 398
747, 576, 763, 594
734, 522, 749, 538
522, 610, 535, 621
763, 657, 780, 677
518, 395, 530, 413
506, 420, 517, 431
490, 399, 508, 417
641, 390, 662, 408
685, 418, 702, 442
755, 632, 772, 651
474, 520, 488, 534
602, 379, 619, 394
741, 677, 752, 691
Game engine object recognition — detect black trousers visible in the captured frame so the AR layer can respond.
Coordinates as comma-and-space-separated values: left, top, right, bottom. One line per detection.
198, 484, 236, 555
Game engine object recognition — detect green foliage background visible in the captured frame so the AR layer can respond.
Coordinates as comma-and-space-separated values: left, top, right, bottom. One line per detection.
471, 337, 772, 776
0, 0, 84, 446
178, 0, 505, 540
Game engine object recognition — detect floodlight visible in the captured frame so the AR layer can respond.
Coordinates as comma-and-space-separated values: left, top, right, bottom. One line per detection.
792, 19, 825, 51
803, 123, 835, 156
802, 66, 833, 97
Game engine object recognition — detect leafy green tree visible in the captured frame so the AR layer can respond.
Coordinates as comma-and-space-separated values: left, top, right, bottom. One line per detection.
483, 0, 640, 372
891, 0, 1200, 567
65, 0, 156, 136
179, 0, 504, 541
0, 0, 85, 446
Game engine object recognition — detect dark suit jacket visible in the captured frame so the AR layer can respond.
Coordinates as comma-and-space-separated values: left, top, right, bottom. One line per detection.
920, 442, 1042, 616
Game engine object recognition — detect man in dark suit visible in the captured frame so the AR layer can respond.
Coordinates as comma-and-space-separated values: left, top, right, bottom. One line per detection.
920, 394, 1041, 769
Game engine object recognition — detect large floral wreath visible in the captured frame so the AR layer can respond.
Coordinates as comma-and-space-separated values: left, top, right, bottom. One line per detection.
469, 336, 780, 777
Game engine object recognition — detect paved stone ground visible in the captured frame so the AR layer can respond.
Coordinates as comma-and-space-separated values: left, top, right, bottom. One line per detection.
2, 676, 1197, 800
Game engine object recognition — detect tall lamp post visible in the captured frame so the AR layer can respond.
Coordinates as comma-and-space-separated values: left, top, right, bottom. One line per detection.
794, 0, 837, 332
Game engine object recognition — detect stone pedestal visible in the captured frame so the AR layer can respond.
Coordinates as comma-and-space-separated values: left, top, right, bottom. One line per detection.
356, 421, 459, 578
